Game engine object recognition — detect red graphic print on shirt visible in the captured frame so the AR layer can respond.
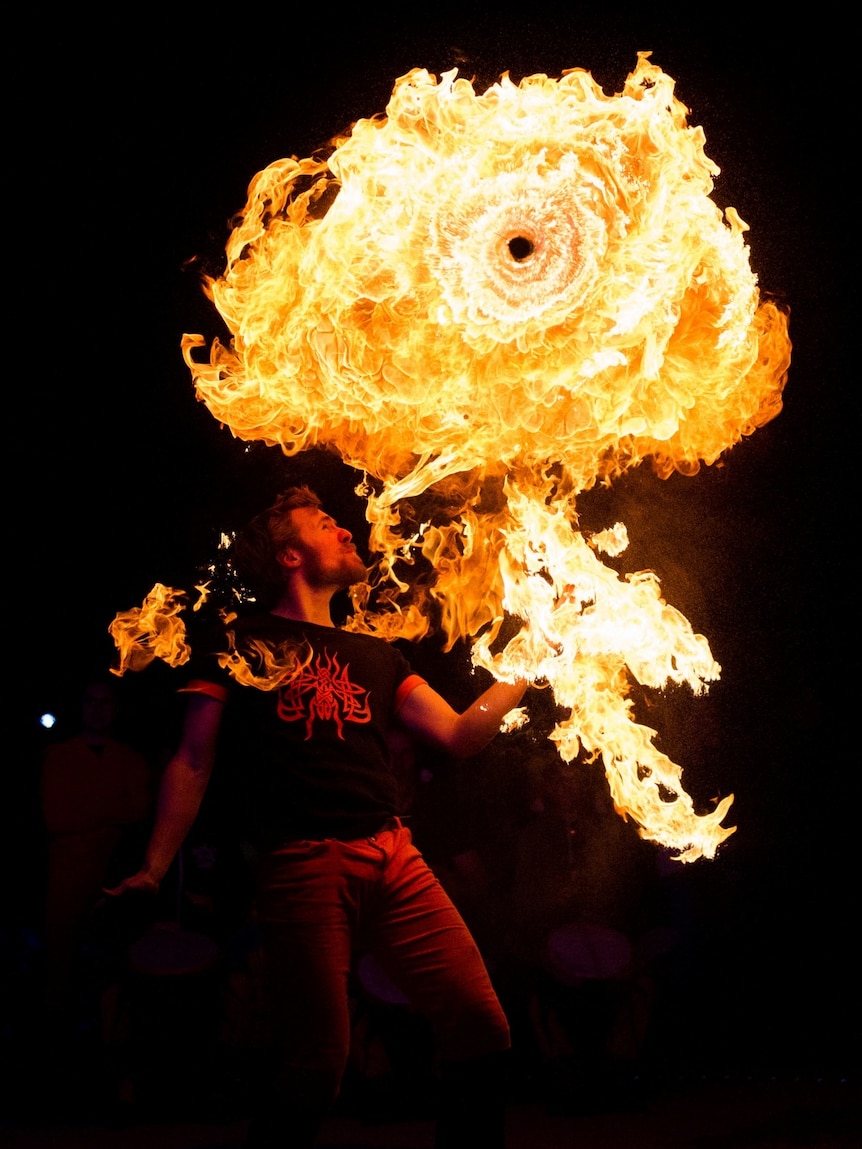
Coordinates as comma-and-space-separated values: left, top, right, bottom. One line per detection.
277, 649, 372, 739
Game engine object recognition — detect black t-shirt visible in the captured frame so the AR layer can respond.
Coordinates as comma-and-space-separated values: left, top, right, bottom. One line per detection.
184, 613, 424, 846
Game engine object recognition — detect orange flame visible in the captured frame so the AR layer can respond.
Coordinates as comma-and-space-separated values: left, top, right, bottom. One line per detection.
169, 55, 789, 859
109, 583, 194, 675
110, 588, 311, 691
216, 629, 312, 691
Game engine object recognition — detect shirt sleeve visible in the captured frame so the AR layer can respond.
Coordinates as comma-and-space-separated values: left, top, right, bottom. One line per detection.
177, 618, 233, 702
179, 678, 231, 703
394, 672, 427, 712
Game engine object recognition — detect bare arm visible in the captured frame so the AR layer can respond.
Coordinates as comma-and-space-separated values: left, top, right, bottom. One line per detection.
105, 693, 223, 895
397, 678, 527, 759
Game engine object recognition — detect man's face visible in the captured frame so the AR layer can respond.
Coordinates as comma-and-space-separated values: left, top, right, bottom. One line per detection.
283, 506, 368, 589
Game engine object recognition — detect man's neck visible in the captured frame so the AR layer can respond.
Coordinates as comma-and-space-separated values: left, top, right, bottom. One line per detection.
271, 584, 335, 627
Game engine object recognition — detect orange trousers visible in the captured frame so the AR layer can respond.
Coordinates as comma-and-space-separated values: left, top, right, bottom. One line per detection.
255, 820, 510, 1107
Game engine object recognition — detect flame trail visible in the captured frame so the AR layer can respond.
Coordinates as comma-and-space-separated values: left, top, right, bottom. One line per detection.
128, 55, 790, 860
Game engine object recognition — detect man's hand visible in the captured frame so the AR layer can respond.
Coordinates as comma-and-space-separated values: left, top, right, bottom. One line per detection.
103, 870, 160, 899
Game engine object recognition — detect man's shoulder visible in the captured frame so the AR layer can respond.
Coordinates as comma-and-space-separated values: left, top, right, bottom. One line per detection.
218, 613, 415, 676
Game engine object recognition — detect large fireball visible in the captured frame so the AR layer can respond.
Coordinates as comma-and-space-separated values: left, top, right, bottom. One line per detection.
185, 56, 786, 489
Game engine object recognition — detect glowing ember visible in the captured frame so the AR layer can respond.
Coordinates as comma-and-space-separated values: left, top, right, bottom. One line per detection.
129, 54, 790, 860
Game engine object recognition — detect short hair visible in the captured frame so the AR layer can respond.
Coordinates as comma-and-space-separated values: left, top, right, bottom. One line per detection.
231, 486, 321, 607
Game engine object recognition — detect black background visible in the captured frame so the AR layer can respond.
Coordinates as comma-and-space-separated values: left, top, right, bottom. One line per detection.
14, 8, 853, 1079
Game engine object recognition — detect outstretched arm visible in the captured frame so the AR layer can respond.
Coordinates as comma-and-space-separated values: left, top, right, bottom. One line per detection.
397, 677, 527, 759
105, 693, 223, 895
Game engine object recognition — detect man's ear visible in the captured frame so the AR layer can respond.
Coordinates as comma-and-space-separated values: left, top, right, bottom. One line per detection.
278, 548, 301, 571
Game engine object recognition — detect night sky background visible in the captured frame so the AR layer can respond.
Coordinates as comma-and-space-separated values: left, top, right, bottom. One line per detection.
13, 8, 854, 1084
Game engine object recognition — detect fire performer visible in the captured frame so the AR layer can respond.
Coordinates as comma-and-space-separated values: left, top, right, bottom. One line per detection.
107, 485, 527, 1148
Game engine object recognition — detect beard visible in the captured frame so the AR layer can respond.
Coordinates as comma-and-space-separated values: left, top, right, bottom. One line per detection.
306, 547, 368, 591
340, 551, 369, 588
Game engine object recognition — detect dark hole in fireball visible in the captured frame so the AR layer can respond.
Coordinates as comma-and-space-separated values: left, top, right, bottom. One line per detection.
508, 235, 534, 261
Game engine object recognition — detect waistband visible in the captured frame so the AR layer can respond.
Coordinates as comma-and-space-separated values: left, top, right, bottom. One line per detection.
277, 815, 405, 848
